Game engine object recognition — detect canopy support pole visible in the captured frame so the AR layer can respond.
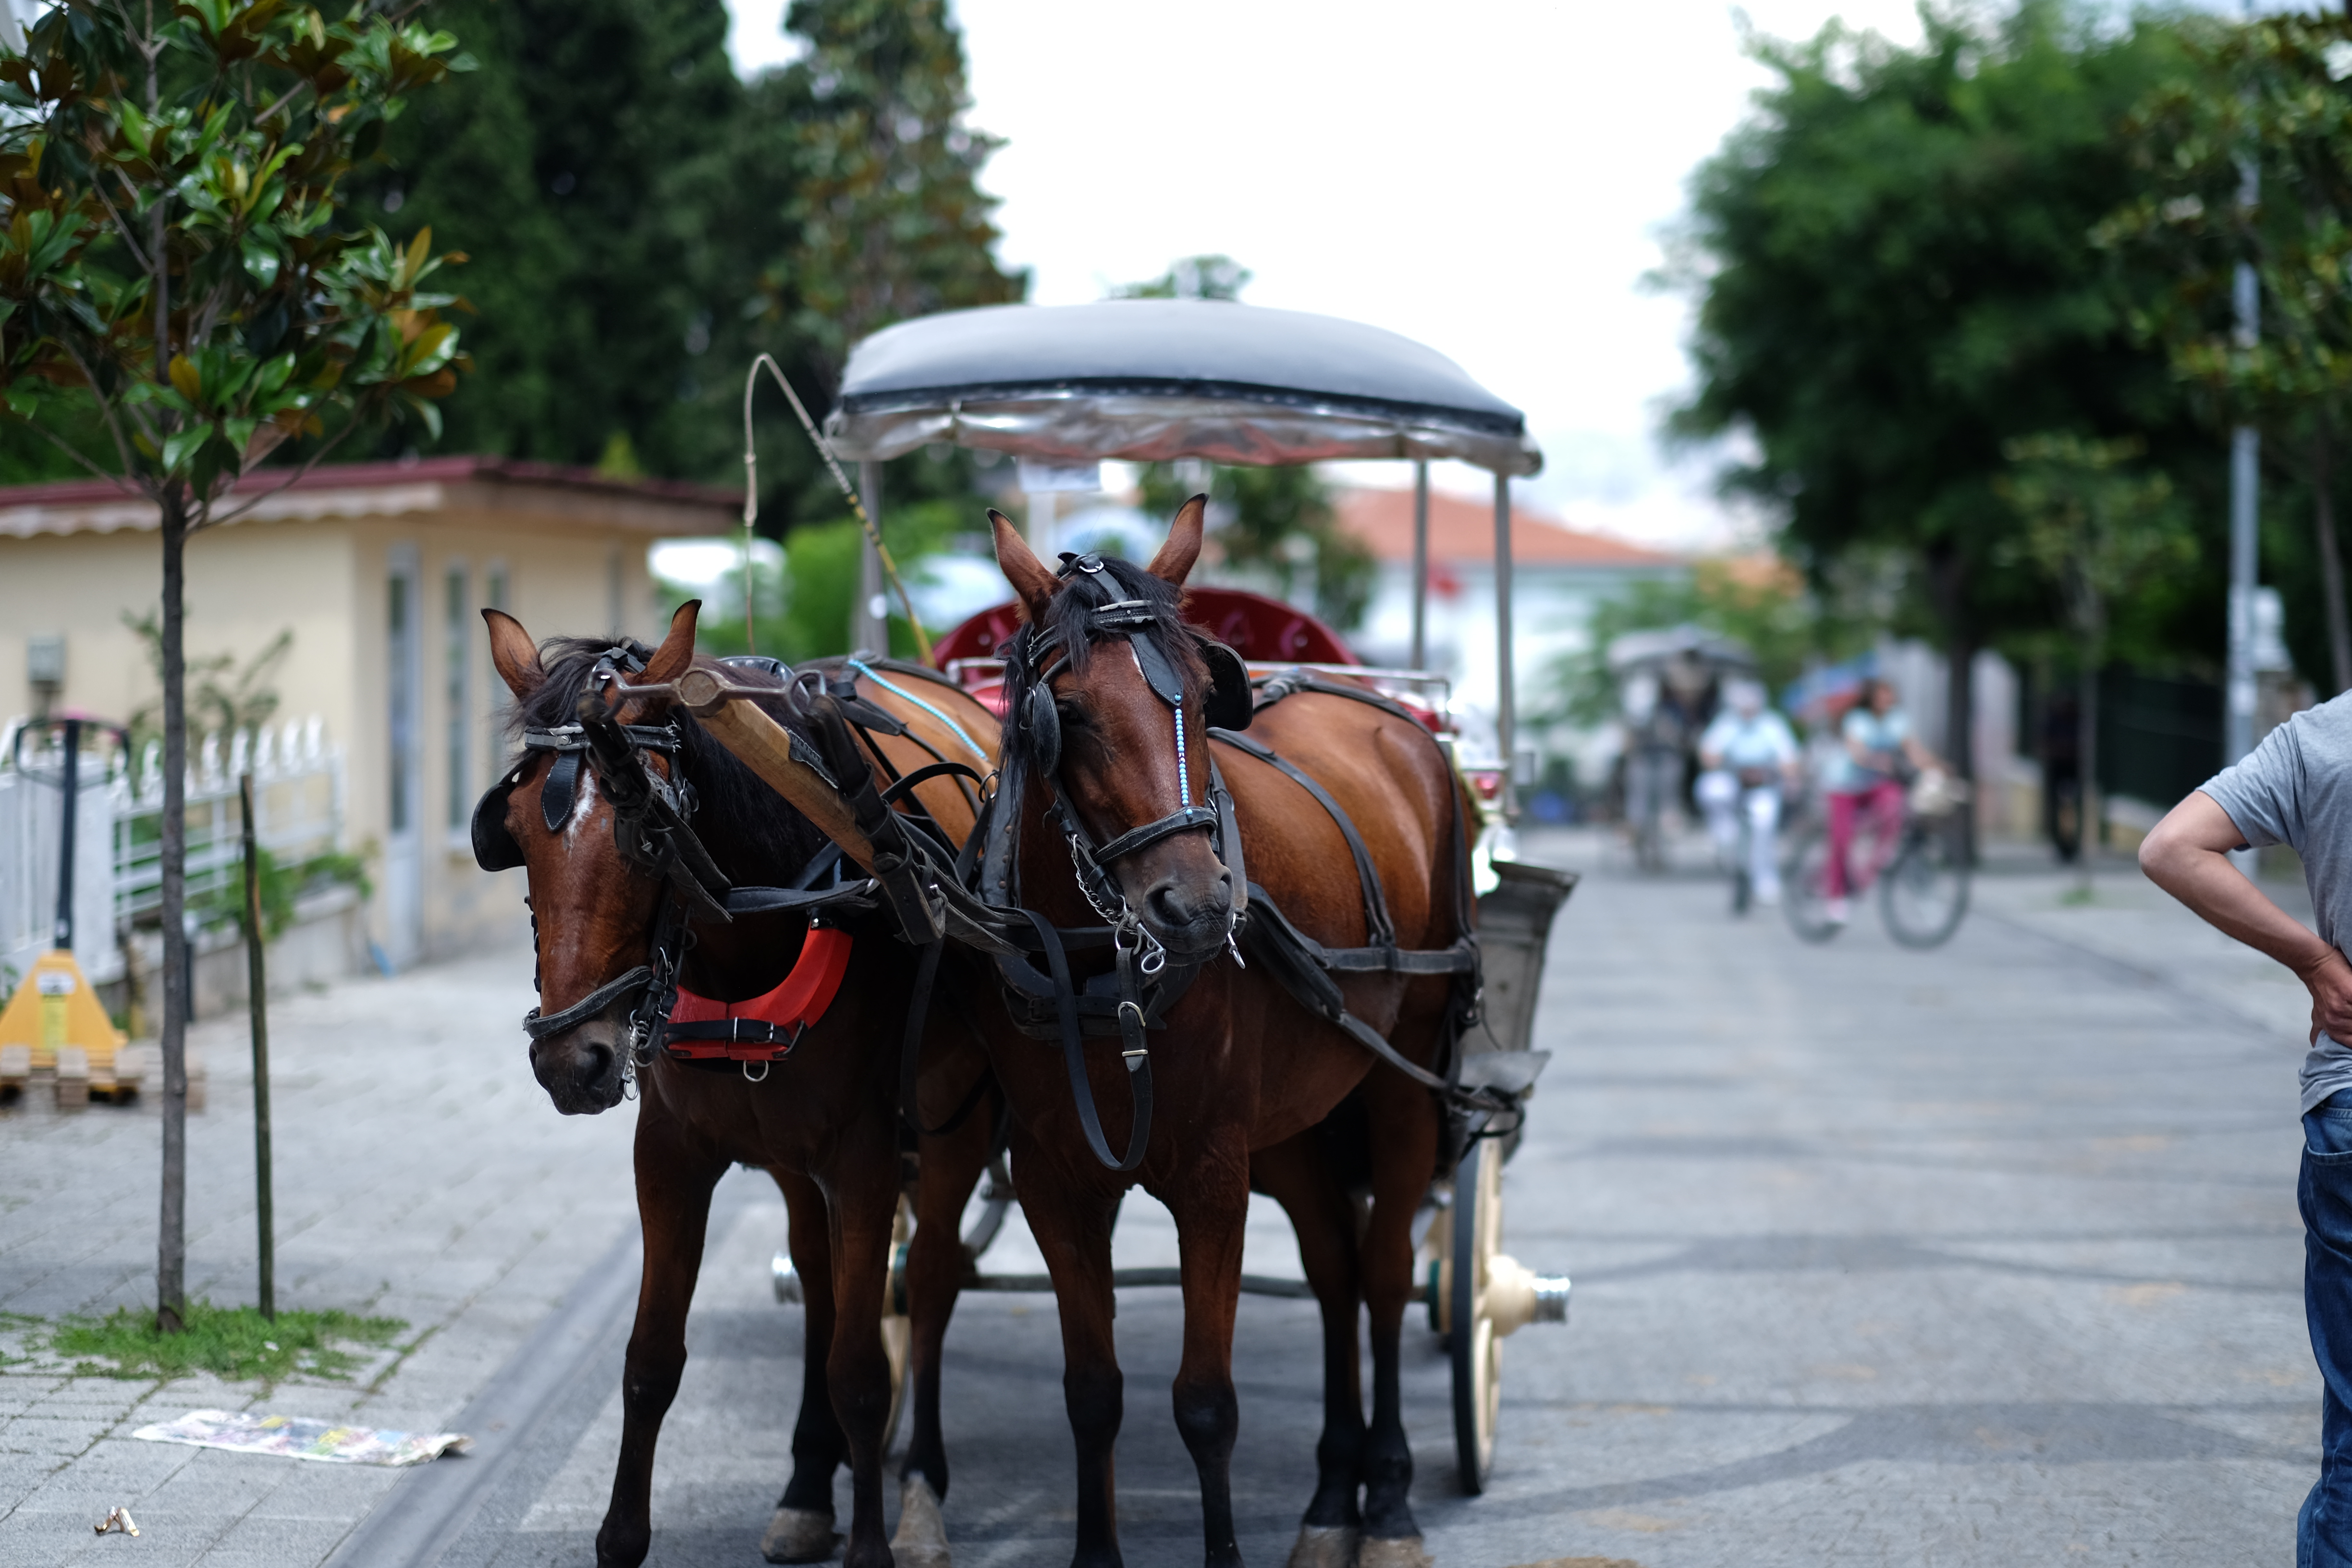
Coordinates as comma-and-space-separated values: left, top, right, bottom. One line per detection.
1409, 460, 1430, 670
1493, 471, 1516, 819
855, 461, 887, 654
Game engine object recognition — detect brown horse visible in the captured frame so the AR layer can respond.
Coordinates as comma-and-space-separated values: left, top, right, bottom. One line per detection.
480, 602, 1003, 1568
973, 500, 1476, 1568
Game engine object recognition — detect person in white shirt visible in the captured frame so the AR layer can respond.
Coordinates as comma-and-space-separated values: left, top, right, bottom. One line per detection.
1695, 680, 1801, 905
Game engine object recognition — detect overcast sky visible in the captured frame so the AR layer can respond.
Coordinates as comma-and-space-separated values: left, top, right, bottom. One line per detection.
722, 0, 1932, 551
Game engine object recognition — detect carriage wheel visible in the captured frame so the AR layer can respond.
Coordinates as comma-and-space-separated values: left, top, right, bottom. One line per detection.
1448, 1138, 1504, 1494
1433, 1138, 1570, 1495
882, 1195, 913, 1452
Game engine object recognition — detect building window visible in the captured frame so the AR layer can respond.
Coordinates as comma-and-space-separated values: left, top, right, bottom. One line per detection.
486, 561, 510, 735
446, 562, 469, 833
388, 566, 414, 834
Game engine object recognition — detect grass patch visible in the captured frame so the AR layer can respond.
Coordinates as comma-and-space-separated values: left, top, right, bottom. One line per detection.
48, 1300, 406, 1384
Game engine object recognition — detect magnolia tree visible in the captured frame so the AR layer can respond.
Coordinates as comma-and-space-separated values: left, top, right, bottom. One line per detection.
0, 0, 470, 1330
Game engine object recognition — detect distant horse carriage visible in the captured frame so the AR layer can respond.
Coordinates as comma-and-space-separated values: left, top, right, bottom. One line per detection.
481, 299, 1579, 1568
1607, 625, 1755, 871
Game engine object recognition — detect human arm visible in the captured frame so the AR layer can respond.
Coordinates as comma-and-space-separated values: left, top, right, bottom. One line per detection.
2140, 789, 2352, 1044
1900, 732, 1946, 773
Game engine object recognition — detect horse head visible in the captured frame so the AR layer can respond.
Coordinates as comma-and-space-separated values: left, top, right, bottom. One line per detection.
990, 496, 1241, 964
478, 600, 731, 1114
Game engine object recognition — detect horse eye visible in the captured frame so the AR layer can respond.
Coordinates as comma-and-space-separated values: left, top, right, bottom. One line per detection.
1054, 700, 1088, 728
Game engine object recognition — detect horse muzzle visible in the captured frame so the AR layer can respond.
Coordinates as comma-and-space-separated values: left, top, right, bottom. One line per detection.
1136, 865, 1235, 965
528, 1018, 630, 1115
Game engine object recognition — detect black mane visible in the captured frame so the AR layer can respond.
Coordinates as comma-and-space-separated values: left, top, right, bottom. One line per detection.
995, 556, 1205, 790
507, 634, 830, 882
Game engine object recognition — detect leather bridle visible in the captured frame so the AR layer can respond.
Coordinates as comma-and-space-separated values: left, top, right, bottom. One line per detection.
1010, 552, 1249, 960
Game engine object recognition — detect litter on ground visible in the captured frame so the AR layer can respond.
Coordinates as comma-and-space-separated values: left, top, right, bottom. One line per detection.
132, 1409, 469, 1466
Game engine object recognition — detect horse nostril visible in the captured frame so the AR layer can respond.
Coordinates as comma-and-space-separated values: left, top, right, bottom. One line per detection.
1148, 883, 1188, 928
576, 1041, 613, 1089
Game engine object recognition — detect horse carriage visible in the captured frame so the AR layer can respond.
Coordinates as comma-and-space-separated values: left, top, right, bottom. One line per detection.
1606, 624, 1756, 872
474, 299, 1580, 1568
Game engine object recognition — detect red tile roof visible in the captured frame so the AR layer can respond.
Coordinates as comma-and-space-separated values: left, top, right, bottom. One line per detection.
0, 453, 740, 512
1334, 486, 1680, 567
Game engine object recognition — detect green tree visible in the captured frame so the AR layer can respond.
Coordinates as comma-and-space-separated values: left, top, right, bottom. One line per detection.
351, 0, 755, 478
1111, 253, 1252, 301
0, 0, 470, 1331
2102, 10, 2352, 694
1669, 2, 2210, 784
760, 0, 1026, 372
1136, 460, 1374, 631
1996, 433, 2195, 884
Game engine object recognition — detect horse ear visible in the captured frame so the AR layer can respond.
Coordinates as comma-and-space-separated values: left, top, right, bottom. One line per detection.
1147, 494, 1208, 587
644, 600, 700, 684
482, 609, 544, 700
989, 508, 1058, 622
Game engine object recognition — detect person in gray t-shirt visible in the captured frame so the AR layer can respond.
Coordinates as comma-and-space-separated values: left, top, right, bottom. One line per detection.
2143, 691, 2352, 1566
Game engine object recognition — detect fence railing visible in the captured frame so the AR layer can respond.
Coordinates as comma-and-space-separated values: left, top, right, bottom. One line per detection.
0, 716, 345, 992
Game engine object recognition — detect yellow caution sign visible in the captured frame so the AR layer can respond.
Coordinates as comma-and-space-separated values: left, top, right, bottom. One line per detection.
0, 950, 127, 1077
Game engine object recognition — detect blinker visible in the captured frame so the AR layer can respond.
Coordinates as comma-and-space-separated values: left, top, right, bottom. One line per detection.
472, 773, 526, 872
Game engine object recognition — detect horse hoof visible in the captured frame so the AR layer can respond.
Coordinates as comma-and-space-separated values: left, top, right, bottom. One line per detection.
889, 1476, 952, 1568
761, 1506, 843, 1563
1287, 1523, 1361, 1568
1356, 1536, 1433, 1568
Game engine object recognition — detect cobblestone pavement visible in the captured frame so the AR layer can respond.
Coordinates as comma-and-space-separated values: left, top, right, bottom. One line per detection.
0, 942, 639, 1568
0, 829, 2325, 1567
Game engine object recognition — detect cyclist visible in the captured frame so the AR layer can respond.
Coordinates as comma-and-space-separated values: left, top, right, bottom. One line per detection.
1823, 676, 1945, 925
1696, 679, 1800, 905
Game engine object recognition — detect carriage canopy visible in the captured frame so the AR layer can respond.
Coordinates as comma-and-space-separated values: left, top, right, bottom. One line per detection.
823, 299, 1544, 478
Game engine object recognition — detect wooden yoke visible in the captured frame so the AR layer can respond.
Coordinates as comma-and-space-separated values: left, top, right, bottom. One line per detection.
674, 668, 879, 871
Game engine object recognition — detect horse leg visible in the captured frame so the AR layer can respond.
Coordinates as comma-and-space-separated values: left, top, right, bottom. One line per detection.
1252, 1134, 1366, 1568
1163, 1139, 1253, 1568
1356, 1071, 1445, 1568
764, 1167, 847, 1564
594, 1124, 729, 1568
825, 1147, 905, 1568
1019, 1148, 1126, 1568
894, 1086, 998, 1568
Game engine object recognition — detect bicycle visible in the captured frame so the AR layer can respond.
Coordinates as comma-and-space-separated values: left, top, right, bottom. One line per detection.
1782, 772, 1972, 949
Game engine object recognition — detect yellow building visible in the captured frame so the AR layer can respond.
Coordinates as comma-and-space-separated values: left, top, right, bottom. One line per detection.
0, 457, 734, 968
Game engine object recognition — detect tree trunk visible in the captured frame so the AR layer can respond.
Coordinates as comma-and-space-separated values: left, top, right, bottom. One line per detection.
2316, 420, 2352, 695
156, 489, 187, 1334
1944, 629, 1977, 866
1927, 547, 1976, 864
2077, 649, 2099, 895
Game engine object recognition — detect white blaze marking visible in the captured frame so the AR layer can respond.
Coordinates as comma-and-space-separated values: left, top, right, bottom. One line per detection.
564, 767, 599, 845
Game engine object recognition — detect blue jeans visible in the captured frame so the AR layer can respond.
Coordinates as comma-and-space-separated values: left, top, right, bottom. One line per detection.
2302, 1100, 2352, 1566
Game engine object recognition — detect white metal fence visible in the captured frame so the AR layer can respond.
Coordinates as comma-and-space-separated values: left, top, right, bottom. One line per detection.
0, 716, 345, 994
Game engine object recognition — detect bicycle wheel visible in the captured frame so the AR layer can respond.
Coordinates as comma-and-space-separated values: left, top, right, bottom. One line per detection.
1780, 824, 1843, 943
1880, 824, 1970, 949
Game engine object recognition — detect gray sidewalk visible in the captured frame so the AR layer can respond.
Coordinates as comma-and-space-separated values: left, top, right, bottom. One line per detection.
0, 945, 639, 1567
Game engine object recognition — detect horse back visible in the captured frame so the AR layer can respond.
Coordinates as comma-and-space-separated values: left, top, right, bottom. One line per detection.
817, 659, 1003, 850
1215, 689, 1468, 952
